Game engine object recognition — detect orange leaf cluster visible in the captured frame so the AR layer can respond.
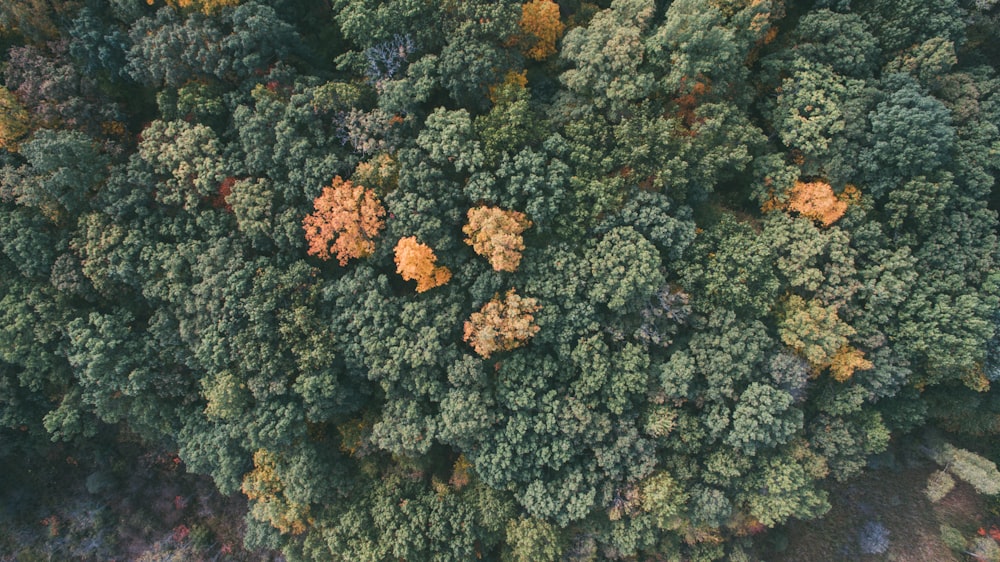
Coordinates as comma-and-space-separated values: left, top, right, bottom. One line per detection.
463, 289, 540, 358
828, 345, 873, 382
518, 0, 565, 60
302, 176, 385, 265
463, 206, 532, 272
394, 236, 452, 292
148, 0, 241, 15
787, 180, 848, 226
674, 76, 711, 129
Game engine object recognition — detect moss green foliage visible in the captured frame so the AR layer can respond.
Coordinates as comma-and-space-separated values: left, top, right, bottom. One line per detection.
1, 0, 999, 559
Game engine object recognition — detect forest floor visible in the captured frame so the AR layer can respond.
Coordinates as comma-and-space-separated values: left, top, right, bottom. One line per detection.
0, 430, 278, 561
765, 452, 995, 562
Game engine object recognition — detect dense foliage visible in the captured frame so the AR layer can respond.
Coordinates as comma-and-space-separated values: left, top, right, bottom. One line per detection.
2, 0, 999, 560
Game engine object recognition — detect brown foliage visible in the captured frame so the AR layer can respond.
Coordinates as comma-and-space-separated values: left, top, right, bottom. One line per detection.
302, 176, 386, 265
463, 289, 540, 358
518, 0, 565, 60
394, 236, 452, 292
674, 76, 711, 129
463, 206, 532, 272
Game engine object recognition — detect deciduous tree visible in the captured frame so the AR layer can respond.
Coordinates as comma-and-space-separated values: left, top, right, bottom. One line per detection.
394, 236, 451, 292
517, 0, 564, 61
463, 206, 532, 272
303, 176, 385, 265
463, 289, 540, 358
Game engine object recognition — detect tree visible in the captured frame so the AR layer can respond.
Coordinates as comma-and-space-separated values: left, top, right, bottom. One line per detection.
463, 206, 532, 272
517, 0, 564, 61
504, 516, 563, 562
302, 176, 386, 265
156, 0, 242, 16
782, 180, 851, 227
0, 87, 30, 152
463, 289, 540, 358
726, 383, 803, 455
394, 236, 451, 292
585, 226, 663, 312
242, 449, 313, 535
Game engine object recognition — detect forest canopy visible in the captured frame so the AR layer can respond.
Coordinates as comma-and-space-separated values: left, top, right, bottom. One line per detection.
2, 0, 1000, 560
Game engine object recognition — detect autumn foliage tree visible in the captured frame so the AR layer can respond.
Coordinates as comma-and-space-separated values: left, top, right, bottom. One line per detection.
242, 449, 313, 535
302, 176, 386, 265
149, 0, 242, 15
463, 206, 532, 272
782, 180, 851, 227
517, 0, 565, 60
463, 289, 540, 358
394, 236, 452, 292
0, 87, 30, 152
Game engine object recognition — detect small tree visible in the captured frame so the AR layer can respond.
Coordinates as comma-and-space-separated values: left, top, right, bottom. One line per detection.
925, 470, 955, 503
464, 289, 540, 358
242, 450, 313, 535
155, 0, 242, 15
0, 86, 30, 152
463, 206, 532, 272
302, 176, 386, 265
394, 236, 452, 292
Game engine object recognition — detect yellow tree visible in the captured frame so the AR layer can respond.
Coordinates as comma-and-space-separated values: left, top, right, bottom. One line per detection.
394, 236, 452, 292
302, 176, 385, 266
463, 289, 540, 358
147, 0, 241, 15
778, 294, 871, 381
518, 0, 565, 60
463, 206, 532, 272
0, 87, 30, 152
242, 449, 313, 535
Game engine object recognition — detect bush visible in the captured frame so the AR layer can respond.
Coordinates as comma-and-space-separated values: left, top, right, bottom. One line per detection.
925, 470, 956, 502
970, 537, 1000, 562
939, 524, 966, 553
858, 520, 890, 555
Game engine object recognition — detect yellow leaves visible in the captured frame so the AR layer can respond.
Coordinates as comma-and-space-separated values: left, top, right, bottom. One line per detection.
463, 206, 532, 272
961, 368, 991, 393
148, 0, 241, 15
463, 289, 540, 358
488, 70, 528, 104
351, 154, 399, 195
0, 86, 30, 152
779, 294, 871, 382
450, 455, 473, 490
302, 176, 386, 265
242, 450, 313, 535
394, 236, 452, 292
517, 0, 565, 60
